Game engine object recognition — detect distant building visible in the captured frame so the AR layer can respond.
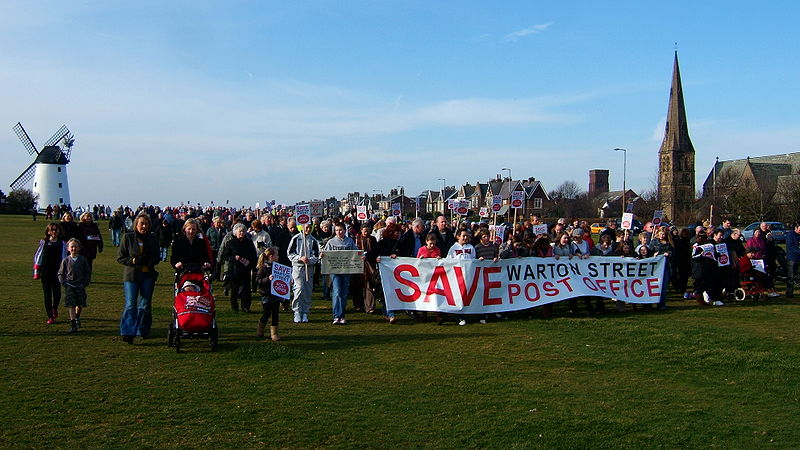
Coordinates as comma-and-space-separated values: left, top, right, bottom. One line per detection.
657, 52, 696, 223
702, 152, 800, 206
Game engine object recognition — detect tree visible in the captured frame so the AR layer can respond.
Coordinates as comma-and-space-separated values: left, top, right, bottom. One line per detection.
6, 188, 39, 213
548, 181, 592, 218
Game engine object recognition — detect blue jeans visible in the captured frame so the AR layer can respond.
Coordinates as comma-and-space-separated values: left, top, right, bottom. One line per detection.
331, 274, 350, 319
659, 259, 671, 309
160, 246, 169, 261
120, 274, 156, 337
111, 228, 121, 246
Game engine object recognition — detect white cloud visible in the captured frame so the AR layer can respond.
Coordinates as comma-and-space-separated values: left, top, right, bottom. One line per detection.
504, 22, 553, 42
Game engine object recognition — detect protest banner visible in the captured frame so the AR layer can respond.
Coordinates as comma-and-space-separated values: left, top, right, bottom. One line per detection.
295, 204, 311, 225
378, 256, 666, 313
270, 262, 292, 299
621, 212, 634, 230
356, 205, 368, 221
321, 250, 364, 275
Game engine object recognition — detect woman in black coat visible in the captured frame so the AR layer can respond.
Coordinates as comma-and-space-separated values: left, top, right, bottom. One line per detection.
117, 214, 160, 343
77, 212, 104, 270
170, 218, 210, 270
219, 223, 257, 312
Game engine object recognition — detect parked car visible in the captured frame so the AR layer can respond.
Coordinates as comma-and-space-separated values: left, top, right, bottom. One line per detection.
741, 221, 787, 243
590, 223, 605, 234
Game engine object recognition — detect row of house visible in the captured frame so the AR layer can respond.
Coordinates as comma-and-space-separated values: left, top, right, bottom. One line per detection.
319, 176, 552, 219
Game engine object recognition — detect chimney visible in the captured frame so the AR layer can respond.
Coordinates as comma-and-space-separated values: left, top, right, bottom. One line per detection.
589, 169, 609, 197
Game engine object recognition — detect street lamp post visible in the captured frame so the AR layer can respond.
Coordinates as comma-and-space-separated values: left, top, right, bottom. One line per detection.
614, 148, 627, 218
502, 167, 512, 180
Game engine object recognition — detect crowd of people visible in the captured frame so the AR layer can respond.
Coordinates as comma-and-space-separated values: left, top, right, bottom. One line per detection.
31, 204, 800, 344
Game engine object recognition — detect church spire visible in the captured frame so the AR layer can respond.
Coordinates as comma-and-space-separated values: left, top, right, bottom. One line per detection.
660, 51, 695, 154
657, 51, 696, 223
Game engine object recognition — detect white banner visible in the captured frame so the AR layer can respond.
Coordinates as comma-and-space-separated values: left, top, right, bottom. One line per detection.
511, 190, 524, 209
378, 256, 666, 313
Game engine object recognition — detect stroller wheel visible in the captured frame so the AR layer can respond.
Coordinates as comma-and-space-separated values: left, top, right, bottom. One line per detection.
733, 288, 747, 302
209, 326, 218, 352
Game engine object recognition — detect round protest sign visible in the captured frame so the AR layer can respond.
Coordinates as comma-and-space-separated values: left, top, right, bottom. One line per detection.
297, 214, 310, 225
273, 280, 289, 296
491, 204, 501, 212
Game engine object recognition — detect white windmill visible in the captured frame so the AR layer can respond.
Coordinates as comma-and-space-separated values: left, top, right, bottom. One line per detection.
10, 122, 75, 211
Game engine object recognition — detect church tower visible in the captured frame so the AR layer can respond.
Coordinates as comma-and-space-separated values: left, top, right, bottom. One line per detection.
658, 52, 696, 223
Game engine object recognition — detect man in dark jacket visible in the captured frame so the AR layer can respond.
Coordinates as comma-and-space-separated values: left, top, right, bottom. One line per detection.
431, 215, 455, 256
397, 218, 427, 257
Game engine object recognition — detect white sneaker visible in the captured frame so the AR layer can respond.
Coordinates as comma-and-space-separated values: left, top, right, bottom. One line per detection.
301, 314, 309, 323
768, 292, 781, 298
712, 300, 725, 306
458, 319, 467, 326
293, 312, 301, 323
339, 318, 347, 325
479, 319, 487, 324
332, 318, 340, 324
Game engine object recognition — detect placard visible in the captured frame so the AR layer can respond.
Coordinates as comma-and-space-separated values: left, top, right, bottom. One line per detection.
511, 191, 524, 209
652, 210, 664, 226
391, 202, 401, 217
532, 224, 548, 236
752, 259, 766, 273
621, 212, 634, 230
490, 224, 506, 245
295, 204, 311, 225
447, 199, 456, 210
356, 205, 368, 221
457, 200, 469, 216
479, 207, 488, 218
310, 201, 324, 218
491, 195, 502, 212
270, 262, 292, 299
715, 243, 730, 266
320, 250, 364, 274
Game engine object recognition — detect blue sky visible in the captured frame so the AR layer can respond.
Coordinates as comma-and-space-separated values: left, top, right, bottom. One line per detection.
2, 1, 798, 208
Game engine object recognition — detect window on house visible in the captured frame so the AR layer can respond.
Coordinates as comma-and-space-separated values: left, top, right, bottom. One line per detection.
58, 167, 61, 172
533, 198, 543, 209
58, 183, 62, 188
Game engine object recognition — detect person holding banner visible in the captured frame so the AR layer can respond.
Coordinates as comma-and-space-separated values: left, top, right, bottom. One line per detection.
367, 223, 401, 323
321, 224, 358, 325
255, 247, 282, 341
431, 216, 455, 256
647, 227, 674, 310
288, 223, 320, 323
447, 229, 477, 325
353, 224, 378, 314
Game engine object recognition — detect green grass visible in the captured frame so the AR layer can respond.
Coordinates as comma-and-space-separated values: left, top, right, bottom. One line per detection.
1, 215, 799, 448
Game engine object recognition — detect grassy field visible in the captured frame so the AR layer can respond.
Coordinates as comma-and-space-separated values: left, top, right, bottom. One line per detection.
1, 215, 799, 448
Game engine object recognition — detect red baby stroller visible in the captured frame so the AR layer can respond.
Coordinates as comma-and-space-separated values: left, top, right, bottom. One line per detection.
168, 267, 218, 352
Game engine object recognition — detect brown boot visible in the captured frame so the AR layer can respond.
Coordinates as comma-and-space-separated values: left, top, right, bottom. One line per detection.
270, 326, 281, 342
256, 321, 265, 338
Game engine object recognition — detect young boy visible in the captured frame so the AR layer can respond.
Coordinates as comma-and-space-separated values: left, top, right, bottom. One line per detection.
417, 233, 442, 259
447, 230, 475, 325
58, 238, 92, 333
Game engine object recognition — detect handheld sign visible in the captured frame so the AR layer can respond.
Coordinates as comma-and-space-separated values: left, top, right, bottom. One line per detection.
752, 259, 766, 273
652, 210, 664, 226
356, 205, 368, 221
511, 191, 524, 209
310, 201, 324, 218
295, 204, 311, 225
715, 243, 730, 266
457, 200, 469, 216
621, 212, 633, 230
490, 224, 506, 245
447, 199, 456, 210
479, 207, 488, 218
491, 195, 502, 212
532, 224, 548, 236
270, 262, 292, 299
391, 202, 401, 217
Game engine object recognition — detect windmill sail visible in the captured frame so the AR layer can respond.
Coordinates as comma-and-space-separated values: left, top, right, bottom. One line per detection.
44, 125, 70, 147
13, 122, 38, 156
10, 162, 36, 191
